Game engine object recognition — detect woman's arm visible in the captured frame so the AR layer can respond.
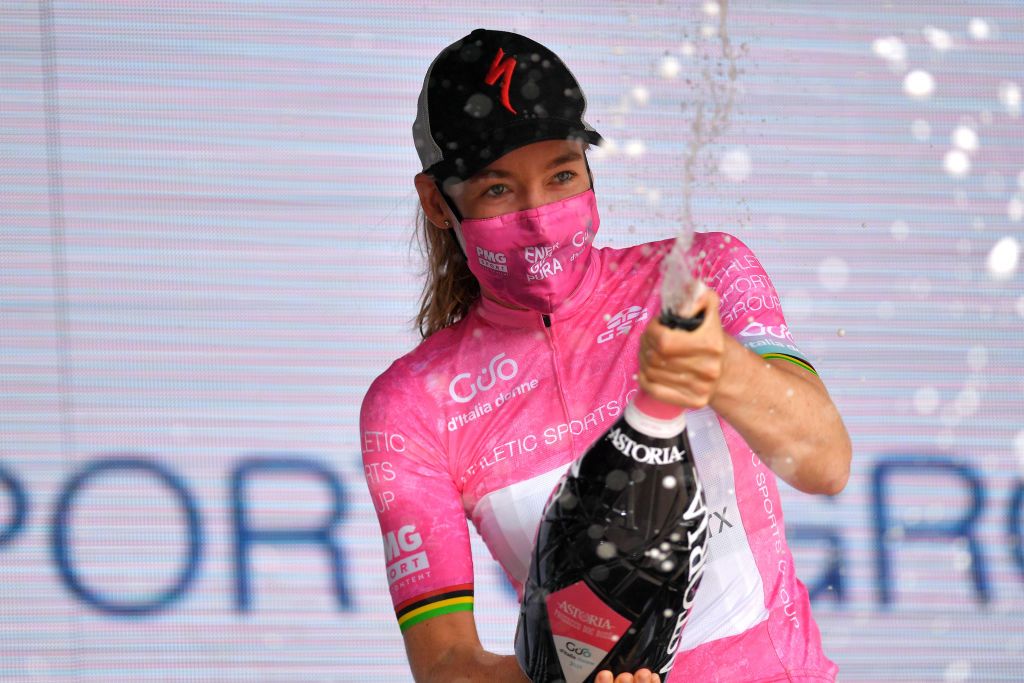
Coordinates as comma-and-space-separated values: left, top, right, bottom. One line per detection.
403, 611, 528, 682
403, 612, 662, 683
405, 610, 663, 679
710, 335, 851, 494
638, 288, 851, 495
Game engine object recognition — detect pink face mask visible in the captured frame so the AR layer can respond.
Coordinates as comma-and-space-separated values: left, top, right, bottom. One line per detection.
453, 188, 600, 314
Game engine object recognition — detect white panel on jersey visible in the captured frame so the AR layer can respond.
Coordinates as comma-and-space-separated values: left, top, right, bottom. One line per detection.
679, 407, 768, 650
471, 463, 572, 591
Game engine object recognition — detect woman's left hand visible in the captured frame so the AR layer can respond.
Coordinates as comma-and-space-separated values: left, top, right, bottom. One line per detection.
637, 287, 726, 410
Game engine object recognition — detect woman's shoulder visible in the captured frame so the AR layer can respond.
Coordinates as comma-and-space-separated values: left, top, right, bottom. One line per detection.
361, 317, 473, 411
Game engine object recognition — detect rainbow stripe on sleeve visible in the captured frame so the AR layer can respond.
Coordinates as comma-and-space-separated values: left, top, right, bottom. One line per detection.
395, 584, 474, 632
761, 352, 818, 376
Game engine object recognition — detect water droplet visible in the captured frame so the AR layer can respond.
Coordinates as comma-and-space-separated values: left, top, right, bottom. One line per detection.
943, 659, 971, 683
630, 86, 650, 106
659, 55, 682, 79
953, 388, 980, 417
986, 236, 1020, 280
1006, 433, 1024, 485
968, 18, 991, 40
1008, 196, 1023, 222
596, 542, 617, 560
587, 524, 605, 540
999, 82, 1021, 116
463, 93, 493, 118
702, 1, 720, 16
872, 36, 907, 63
624, 139, 646, 157
910, 119, 931, 141
967, 346, 988, 371
904, 70, 935, 99
660, 542, 671, 552
605, 469, 629, 491
719, 147, 752, 182
559, 491, 578, 509
952, 126, 979, 152
660, 559, 676, 572
663, 608, 675, 618
836, 328, 846, 337
923, 26, 953, 52
817, 257, 849, 292
944, 149, 971, 177
662, 475, 677, 489
520, 80, 540, 100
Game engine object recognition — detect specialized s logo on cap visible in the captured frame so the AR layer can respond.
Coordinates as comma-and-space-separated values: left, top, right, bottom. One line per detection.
485, 48, 517, 114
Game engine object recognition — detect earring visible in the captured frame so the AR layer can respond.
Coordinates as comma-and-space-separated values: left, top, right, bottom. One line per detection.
443, 219, 452, 227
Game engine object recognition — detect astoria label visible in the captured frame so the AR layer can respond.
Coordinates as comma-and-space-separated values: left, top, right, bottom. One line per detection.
607, 427, 685, 464
557, 600, 614, 630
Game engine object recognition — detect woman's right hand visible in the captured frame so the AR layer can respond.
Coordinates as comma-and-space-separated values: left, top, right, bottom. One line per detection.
595, 668, 661, 683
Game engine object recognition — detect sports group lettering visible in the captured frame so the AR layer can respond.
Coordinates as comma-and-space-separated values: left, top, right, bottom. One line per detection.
460, 395, 633, 484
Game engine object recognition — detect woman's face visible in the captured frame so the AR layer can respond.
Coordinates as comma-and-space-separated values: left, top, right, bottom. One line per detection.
447, 139, 592, 220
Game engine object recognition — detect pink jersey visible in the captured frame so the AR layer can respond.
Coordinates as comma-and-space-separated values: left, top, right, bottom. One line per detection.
361, 232, 837, 682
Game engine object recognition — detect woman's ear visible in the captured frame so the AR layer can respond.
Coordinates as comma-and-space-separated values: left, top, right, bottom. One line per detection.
414, 173, 454, 229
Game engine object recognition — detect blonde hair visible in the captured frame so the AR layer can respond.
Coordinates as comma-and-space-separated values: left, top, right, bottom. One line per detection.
413, 204, 480, 339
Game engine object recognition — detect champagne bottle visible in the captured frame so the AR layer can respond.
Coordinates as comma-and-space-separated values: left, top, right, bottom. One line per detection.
514, 307, 711, 683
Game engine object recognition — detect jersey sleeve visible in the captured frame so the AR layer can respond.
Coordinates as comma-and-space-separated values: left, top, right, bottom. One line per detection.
698, 232, 817, 375
360, 368, 475, 632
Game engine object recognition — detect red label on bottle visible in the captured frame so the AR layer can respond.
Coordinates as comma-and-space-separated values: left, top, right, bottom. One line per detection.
544, 580, 632, 683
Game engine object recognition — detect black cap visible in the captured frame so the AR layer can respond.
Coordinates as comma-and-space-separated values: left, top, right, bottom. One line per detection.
413, 28, 603, 189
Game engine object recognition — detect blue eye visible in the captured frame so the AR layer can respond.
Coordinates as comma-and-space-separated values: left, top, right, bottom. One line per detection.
484, 184, 508, 198
555, 170, 577, 183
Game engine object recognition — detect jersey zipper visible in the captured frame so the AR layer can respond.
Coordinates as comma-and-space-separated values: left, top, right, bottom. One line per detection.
540, 314, 576, 458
